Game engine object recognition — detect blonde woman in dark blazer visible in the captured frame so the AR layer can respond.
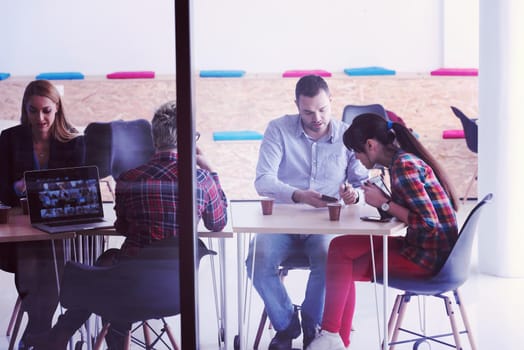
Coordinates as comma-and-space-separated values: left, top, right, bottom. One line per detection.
0, 80, 84, 349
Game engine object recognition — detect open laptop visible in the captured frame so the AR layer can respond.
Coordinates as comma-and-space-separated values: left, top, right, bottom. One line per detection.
24, 165, 114, 234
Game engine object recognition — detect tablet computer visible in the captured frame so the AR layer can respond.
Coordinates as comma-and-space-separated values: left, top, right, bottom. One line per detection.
363, 175, 393, 221
366, 175, 391, 197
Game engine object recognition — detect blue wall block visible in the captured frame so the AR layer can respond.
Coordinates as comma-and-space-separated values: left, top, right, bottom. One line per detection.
344, 66, 396, 76
36, 72, 85, 80
213, 130, 263, 141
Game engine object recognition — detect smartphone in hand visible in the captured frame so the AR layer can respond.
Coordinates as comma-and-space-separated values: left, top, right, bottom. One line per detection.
321, 194, 338, 203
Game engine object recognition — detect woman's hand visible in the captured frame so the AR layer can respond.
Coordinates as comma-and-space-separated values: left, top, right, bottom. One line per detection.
362, 182, 389, 208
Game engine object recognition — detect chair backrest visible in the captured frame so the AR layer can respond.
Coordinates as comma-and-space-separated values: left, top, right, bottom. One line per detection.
84, 121, 113, 178
432, 193, 493, 291
341, 104, 389, 126
450, 106, 478, 153
84, 119, 155, 179
110, 119, 155, 179
341, 104, 391, 175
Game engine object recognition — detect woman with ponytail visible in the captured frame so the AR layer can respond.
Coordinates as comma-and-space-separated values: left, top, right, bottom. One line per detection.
307, 114, 459, 350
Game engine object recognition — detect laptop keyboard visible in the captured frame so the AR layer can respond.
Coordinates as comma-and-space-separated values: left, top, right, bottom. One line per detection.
47, 218, 105, 227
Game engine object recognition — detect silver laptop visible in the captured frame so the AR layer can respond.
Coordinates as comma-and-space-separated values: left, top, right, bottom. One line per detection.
24, 166, 114, 234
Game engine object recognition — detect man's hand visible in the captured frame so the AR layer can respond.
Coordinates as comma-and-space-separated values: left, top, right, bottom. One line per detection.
292, 189, 328, 208
196, 146, 214, 172
14, 178, 26, 195
340, 182, 359, 205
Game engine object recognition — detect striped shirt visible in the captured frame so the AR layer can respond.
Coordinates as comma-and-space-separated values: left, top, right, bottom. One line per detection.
114, 151, 228, 256
389, 150, 458, 271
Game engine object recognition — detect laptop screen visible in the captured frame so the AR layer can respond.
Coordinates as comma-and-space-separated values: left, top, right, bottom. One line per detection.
24, 166, 104, 224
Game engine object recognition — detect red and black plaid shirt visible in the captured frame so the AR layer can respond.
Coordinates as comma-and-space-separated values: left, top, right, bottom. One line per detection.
390, 151, 458, 272
114, 151, 228, 256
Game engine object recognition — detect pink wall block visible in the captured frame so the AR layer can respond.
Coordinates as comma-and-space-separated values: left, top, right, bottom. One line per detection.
282, 69, 332, 78
106, 71, 155, 79
431, 68, 478, 76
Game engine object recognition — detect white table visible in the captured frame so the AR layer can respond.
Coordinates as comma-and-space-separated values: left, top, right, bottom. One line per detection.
230, 200, 407, 350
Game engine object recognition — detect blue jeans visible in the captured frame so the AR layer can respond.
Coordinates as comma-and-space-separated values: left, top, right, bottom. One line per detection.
245, 233, 331, 331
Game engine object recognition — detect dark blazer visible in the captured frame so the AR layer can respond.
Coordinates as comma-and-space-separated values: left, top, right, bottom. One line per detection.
0, 124, 85, 207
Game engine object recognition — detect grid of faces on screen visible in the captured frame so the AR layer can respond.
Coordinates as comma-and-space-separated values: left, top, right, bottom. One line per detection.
37, 178, 101, 219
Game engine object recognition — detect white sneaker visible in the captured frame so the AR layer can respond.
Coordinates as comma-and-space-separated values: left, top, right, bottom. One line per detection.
306, 330, 346, 350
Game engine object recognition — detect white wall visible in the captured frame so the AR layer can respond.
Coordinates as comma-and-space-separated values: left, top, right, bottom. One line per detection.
1, 0, 176, 76
478, 0, 524, 277
0, 0, 477, 76
444, 0, 479, 67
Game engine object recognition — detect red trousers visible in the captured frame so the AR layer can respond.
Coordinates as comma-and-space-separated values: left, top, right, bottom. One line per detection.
321, 235, 432, 347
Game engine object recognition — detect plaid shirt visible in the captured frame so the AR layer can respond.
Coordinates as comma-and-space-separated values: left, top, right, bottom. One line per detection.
389, 151, 458, 271
114, 151, 228, 256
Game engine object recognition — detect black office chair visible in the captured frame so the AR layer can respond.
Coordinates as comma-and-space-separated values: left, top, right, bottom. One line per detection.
379, 193, 492, 350
59, 237, 215, 350
84, 119, 155, 180
451, 106, 478, 203
252, 252, 310, 350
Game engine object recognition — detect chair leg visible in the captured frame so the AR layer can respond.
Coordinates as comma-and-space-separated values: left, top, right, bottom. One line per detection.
389, 294, 410, 350
386, 291, 476, 350
385, 295, 402, 345
443, 295, 464, 349
161, 318, 179, 350
142, 321, 153, 349
93, 323, 110, 350
253, 308, 268, 349
251, 267, 288, 349
453, 289, 477, 350
462, 169, 478, 203
8, 302, 24, 350
6, 296, 22, 337
123, 330, 131, 350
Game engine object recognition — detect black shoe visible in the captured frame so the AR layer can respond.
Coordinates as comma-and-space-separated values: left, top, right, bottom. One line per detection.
18, 339, 31, 350
25, 329, 69, 350
268, 306, 301, 350
300, 310, 319, 349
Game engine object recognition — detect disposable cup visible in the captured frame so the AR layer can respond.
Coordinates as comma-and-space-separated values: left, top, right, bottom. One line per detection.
260, 197, 275, 215
20, 197, 29, 215
327, 202, 342, 221
0, 204, 10, 224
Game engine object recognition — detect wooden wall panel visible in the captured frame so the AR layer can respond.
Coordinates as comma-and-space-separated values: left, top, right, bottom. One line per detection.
0, 74, 478, 202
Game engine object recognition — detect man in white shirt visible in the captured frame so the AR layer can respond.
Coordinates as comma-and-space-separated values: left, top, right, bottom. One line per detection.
247, 75, 369, 350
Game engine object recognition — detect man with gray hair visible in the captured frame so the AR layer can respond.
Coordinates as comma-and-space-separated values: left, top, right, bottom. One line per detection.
115, 100, 228, 256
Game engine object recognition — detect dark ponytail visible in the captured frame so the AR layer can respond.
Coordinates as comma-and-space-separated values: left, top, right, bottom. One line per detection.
344, 113, 458, 210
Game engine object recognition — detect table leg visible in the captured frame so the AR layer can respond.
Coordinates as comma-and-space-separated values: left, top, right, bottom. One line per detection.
51, 240, 60, 295
219, 237, 227, 349
236, 232, 244, 350
208, 237, 227, 349
382, 237, 388, 350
